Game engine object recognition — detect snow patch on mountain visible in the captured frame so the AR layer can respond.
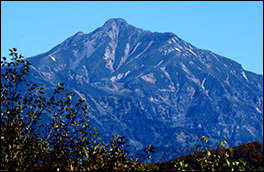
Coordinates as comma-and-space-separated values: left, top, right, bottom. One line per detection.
129, 42, 141, 56
104, 45, 116, 71
201, 77, 206, 90
72, 88, 86, 101
49, 55, 56, 61
110, 73, 124, 82
211, 52, 220, 62
136, 41, 154, 59
187, 48, 196, 56
103, 24, 119, 71
160, 67, 171, 80
179, 62, 191, 75
256, 107, 262, 113
117, 43, 130, 69
110, 70, 130, 82
241, 70, 249, 81
187, 75, 200, 87
124, 70, 130, 77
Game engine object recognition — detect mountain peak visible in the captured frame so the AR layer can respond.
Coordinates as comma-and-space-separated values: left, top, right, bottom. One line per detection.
103, 18, 129, 29
12, 17, 263, 162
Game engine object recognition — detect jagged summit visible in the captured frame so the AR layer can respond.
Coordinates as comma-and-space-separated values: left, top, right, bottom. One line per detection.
100, 18, 148, 36
103, 18, 129, 28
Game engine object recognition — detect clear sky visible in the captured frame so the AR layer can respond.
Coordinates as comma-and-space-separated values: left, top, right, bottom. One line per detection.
1, 1, 263, 74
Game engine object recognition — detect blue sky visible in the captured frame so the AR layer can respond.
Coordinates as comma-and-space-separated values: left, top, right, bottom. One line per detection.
1, 1, 263, 74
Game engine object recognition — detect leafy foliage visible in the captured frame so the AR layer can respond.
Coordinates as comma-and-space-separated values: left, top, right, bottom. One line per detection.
146, 137, 263, 171
1, 48, 152, 171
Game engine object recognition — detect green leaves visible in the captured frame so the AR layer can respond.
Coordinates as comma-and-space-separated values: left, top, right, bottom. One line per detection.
24, 60, 31, 65
58, 83, 64, 87
200, 135, 209, 143
78, 99, 85, 103
221, 140, 227, 147
9, 47, 17, 52
81, 104, 87, 110
196, 144, 200, 150
183, 137, 249, 171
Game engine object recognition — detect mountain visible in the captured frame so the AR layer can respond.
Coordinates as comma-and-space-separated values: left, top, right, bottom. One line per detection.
4, 18, 263, 162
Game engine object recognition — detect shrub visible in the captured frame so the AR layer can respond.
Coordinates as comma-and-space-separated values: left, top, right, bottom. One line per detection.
169, 136, 247, 171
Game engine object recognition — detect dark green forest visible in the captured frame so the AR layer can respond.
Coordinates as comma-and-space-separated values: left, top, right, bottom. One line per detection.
1, 48, 263, 171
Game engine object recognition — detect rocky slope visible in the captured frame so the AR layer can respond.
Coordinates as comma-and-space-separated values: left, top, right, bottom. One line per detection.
5, 18, 263, 161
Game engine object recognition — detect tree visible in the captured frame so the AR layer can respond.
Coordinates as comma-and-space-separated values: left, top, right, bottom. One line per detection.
1, 48, 152, 171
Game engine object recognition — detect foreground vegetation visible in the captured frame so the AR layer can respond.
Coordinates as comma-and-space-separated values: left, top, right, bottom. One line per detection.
145, 141, 263, 171
1, 48, 263, 171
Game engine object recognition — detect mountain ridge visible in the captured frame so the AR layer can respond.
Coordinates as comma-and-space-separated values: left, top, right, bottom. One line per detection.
6, 18, 262, 162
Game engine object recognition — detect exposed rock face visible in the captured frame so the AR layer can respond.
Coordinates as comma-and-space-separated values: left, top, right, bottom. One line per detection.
9, 18, 263, 158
